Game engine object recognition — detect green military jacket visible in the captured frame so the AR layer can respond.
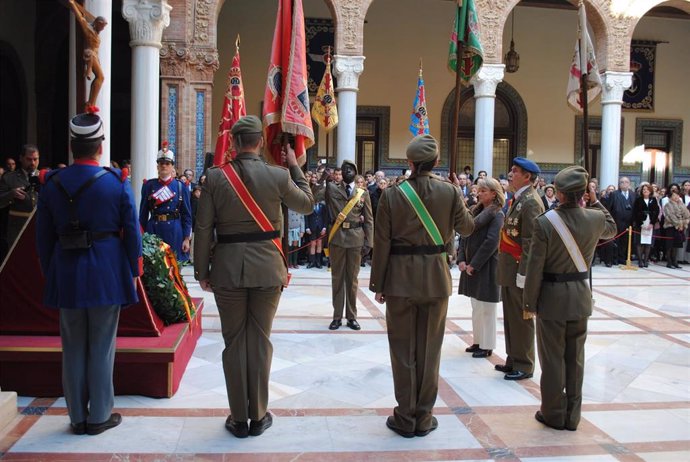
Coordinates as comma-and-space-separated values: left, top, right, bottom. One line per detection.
523, 201, 616, 320
497, 185, 544, 287
0, 169, 38, 213
325, 181, 374, 248
193, 153, 314, 288
370, 172, 474, 298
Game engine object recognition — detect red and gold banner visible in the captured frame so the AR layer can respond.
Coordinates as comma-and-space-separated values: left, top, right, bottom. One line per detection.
214, 37, 246, 166
311, 52, 338, 133
262, 0, 314, 166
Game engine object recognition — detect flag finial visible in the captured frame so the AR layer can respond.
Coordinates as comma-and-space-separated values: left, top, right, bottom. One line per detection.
235, 34, 240, 52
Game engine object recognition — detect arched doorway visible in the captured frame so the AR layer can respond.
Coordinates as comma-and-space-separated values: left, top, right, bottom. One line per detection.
441, 81, 527, 178
0, 41, 27, 160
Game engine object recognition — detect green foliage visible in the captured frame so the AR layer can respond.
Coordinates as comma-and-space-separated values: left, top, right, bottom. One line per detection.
141, 233, 196, 325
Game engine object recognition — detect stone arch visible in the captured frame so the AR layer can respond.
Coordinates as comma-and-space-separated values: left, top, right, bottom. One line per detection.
0, 40, 27, 157
440, 80, 527, 171
476, 1, 609, 70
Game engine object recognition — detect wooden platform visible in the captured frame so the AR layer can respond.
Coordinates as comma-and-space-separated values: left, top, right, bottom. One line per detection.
0, 299, 203, 398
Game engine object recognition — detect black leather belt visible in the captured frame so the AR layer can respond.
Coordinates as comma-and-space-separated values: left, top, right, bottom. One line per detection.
217, 230, 280, 244
543, 271, 589, 282
91, 231, 121, 240
154, 212, 180, 221
390, 244, 446, 255
341, 222, 361, 229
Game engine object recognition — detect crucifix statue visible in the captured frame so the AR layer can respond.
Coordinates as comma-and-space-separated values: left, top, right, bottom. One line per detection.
67, 0, 107, 110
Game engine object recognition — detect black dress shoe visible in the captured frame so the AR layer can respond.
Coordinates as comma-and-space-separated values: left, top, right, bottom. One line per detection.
86, 413, 122, 435
225, 416, 249, 438
504, 370, 533, 381
346, 319, 361, 330
385, 416, 415, 438
415, 416, 438, 437
249, 412, 273, 436
472, 349, 492, 358
494, 364, 512, 373
465, 344, 480, 353
534, 411, 564, 430
71, 421, 86, 435
328, 319, 342, 330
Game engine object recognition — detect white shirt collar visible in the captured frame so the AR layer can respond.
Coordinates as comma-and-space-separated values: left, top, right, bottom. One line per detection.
513, 184, 530, 200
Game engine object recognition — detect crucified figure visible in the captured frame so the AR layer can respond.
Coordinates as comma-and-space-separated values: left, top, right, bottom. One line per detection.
68, 0, 107, 110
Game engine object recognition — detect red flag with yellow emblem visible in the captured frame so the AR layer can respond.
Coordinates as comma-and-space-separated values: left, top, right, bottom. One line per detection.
213, 36, 246, 166
262, 0, 314, 166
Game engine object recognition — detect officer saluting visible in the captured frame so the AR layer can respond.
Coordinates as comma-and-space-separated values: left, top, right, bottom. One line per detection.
36, 109, 141, 435
139, 143, 192, 262
495, 157, 545, 381
194, 115, 314, 438
524, 166, 616, 431
370, 134, 474, 437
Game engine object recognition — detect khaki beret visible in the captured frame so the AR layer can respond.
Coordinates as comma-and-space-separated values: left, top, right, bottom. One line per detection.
231, 115, 263, 135
554, 166, 589, 193
341, 159, 358, 174
406, 134, 438, 163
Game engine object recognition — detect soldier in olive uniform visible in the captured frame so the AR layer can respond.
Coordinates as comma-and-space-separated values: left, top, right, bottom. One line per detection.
325, 160, 374, 331
0, 145, 40, 259
495, 157, 545, 380
524, 166, 616, 431
370, 134, 474, 437
194, 116, 314, 438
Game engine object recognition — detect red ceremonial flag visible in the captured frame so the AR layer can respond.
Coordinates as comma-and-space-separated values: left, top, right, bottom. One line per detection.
262, 0, 314, 166
213, 36, 246, 166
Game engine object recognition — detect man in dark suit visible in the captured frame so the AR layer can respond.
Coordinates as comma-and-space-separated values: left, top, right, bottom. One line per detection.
609, 177, 636, 263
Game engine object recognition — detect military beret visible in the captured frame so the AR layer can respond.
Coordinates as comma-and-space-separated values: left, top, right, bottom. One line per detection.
341, 159, 358, 174
406, 134, 438, 163
231, 115, 263, 135
554, 166, 589, 193
512, 156, 540, 174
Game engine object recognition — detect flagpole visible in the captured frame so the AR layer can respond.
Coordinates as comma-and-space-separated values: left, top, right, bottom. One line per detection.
581, 57, 590, 174
450, 37, 464, 176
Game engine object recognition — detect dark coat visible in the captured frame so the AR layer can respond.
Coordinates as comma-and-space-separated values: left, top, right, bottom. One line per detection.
36, 163, 141, 309
632, 196, 659, 229
609, 189, 636, 231
458, 205, 504, 303
305, 202, 328, 241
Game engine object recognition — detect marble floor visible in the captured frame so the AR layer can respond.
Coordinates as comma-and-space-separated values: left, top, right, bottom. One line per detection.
1, 262, 689, 461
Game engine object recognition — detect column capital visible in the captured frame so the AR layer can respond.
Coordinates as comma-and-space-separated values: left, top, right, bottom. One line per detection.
122, 0, 172, 48
471, 64, 505, 98
601, 71, 633, 105
334, 55, 365, 92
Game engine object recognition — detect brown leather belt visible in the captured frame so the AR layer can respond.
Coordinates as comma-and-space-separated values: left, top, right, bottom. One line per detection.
341, 222, 361, 229
154, 212, 180, 222
9, 210, 32, 218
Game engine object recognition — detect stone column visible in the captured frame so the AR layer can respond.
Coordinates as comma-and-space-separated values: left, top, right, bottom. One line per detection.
85, 0, 112, 166
600, 71, 633, 189
122, 0, 172, 208
471, 64, 505, 178
334, 55, 365, 167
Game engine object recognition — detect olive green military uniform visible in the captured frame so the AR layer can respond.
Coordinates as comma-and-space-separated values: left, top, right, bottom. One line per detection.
524, 167, 616, 431
370, 135, 474, 435
194, 149, 313, 423
325, 179, 373, 322
496, 185, 544, 374
0, 168, 38, 254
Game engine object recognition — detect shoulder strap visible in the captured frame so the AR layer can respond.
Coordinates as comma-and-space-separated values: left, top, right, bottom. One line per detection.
398, 181, 445, 253
51, 169, 109, 229
327, 187, 365, 245
219, 162, 290, 282
544, 209, 588, 272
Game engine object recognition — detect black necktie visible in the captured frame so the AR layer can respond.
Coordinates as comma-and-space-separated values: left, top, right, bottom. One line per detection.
346, 184, 352, 197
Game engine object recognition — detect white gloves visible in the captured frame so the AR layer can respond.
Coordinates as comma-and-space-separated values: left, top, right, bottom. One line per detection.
516, 273, 525, 289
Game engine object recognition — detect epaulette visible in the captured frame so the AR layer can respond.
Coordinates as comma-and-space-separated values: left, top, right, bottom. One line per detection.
103, 166, 127, 183
39, 168, 55, 185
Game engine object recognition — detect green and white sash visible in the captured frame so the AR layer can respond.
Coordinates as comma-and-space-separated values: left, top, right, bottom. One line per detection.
399, 181, 446, 258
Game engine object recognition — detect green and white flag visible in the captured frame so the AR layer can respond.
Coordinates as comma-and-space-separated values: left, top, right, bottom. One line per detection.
448, 0, 484, 85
